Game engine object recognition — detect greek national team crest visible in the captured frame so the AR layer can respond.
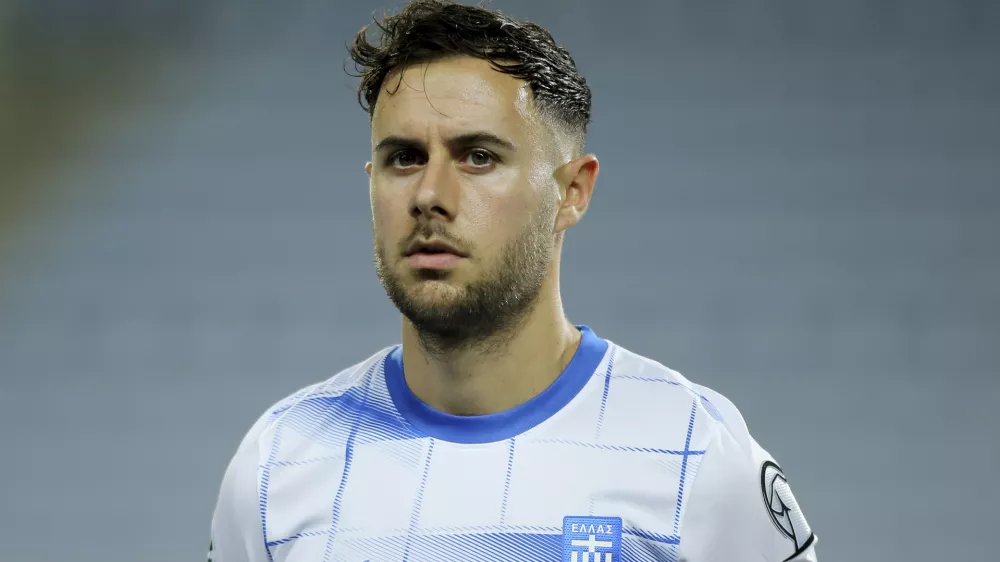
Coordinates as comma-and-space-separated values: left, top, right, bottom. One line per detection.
562, 516, 622, 562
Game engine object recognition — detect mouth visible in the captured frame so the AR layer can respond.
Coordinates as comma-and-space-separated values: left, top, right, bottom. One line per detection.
403, 240, 467, 270
403, 240, 467, 258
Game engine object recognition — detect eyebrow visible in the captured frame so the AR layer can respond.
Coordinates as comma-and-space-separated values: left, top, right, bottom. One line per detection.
373, 132, 517, 154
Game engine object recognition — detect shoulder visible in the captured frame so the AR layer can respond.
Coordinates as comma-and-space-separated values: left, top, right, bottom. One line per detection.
605, 344, 753, 452
609, 344, 818, 561
242, 346, 395, 451
209, 348, 394, 560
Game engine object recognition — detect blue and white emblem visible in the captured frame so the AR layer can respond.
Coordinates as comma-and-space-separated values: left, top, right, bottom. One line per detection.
562, 516, 622, 562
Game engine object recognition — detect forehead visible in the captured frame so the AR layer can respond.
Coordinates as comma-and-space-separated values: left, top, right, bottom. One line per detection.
371, 56, 543, 143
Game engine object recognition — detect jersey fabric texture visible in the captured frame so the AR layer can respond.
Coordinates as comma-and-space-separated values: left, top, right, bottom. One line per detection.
210, 326, 817, 562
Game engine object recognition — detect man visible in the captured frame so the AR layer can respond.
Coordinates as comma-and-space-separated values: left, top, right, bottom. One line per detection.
209, 1, 818, 560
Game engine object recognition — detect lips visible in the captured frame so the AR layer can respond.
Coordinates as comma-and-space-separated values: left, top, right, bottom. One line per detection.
403, 239, 467, 269
404, 240, 466, 258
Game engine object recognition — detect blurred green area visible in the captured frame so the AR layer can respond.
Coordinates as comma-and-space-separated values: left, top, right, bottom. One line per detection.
0, 2, 213, 265
0, 41, 145, 230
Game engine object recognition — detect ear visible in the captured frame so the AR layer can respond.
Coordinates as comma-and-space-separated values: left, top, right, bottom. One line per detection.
365, 161, 373, 178
554, 154, 599, 233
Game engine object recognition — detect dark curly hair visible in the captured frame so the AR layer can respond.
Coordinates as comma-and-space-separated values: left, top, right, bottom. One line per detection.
348, 0, 591, 148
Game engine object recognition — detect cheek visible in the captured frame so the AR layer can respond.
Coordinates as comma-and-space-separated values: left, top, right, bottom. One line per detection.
468, 163, 536, 210
371, 186, 407, 234
466, 186, 538, 248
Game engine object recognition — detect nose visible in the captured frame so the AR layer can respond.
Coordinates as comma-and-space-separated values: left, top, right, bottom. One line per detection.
410, 155, 458, 222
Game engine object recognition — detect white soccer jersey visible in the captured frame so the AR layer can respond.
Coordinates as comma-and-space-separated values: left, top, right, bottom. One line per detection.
210, 326, 817, 562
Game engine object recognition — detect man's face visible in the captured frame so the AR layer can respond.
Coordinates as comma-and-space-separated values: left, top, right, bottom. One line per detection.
367, 56, 563, 349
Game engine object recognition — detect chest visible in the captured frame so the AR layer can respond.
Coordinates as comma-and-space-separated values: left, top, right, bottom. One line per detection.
260, 435, 693, 561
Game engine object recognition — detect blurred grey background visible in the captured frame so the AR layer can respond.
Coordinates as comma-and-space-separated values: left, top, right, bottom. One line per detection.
1, 1, 997, 561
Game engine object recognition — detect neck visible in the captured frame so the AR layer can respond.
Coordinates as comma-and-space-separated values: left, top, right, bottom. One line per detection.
400, 279, 581, 416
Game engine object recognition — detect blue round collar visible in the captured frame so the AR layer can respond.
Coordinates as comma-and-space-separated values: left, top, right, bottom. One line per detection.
383, 325, 609, 444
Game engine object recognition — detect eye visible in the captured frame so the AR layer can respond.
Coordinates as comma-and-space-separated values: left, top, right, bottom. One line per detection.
388, 150, 425, 168
464, 149, 496, 168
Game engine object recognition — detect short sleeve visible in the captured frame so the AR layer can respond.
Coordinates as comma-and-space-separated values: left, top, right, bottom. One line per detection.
677, 423, 818, 562
209, 413, 272, 562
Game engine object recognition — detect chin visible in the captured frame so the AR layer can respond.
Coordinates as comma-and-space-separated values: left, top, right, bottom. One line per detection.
404, 279, 467, 305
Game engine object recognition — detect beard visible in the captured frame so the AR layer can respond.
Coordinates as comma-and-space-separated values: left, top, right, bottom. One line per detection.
374, 199, 556, 356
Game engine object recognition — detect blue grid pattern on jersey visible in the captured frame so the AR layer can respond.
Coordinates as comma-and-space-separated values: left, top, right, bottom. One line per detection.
259, 346, 712, 562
